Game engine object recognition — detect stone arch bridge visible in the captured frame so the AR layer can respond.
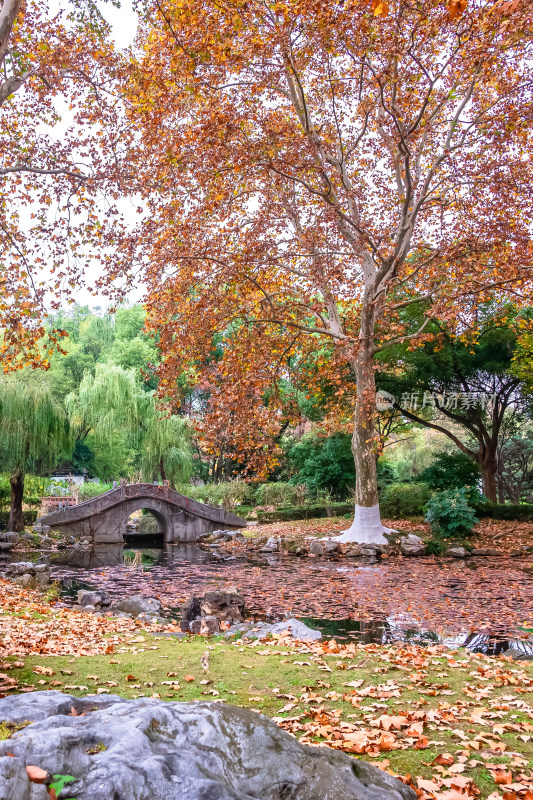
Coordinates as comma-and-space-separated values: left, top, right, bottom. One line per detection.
37, 484, 246, 545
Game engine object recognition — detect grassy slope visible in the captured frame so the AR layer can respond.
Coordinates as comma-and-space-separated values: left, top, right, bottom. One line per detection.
2, 633, 532, 799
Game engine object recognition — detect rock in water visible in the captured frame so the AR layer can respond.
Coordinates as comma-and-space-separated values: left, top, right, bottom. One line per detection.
309, 540, 325, 556
200, 589, 245, 622
111, 595, 162, 617
445, 546, 470, 558
0, 692, 415, 800
189, 615, 220, 635
245, 618, 323, 641
400, 534, 427, 557
259, 535, 281, 552
77, 590, 104, 608
0, 531, 18, 546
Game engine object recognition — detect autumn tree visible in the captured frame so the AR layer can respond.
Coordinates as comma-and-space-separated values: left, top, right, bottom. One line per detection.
0, 0, 127, 370
0, 375, 72, 530
125, 0, 533, 543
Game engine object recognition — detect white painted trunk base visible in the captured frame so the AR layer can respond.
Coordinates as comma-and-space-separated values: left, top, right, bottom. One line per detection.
334, 504, 395, 545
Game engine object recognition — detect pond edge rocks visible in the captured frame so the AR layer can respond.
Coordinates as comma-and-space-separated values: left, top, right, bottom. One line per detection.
0, 562, 50, 590
76, 591, 163, 622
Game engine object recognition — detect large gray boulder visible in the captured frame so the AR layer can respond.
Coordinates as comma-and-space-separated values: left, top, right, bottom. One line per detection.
200, 589, 245, 622
445, 546, 470, 558
263, 618, 323, 640
309, 540, 325, 556
181, 589, 245, 632
5, 562, 35, 575
1, 561, 51, 590
77, 590, 110, 608
0, 531, 19, 545
0, 691, 415, 800
189, 615, 221, 635
0, 755, 48, 800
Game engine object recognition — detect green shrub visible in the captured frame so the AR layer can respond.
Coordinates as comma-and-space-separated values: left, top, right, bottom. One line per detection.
461, 486, 489, 510
477, 502, 533, 521
287, 433, 356, 500
424, 487, 476, 540
256, 482, 298, 508
0, 510, 38, 530
210, 479, 248, 511
377, 460, 397, 489
419, 451, 481, 491
175, 484, 210, 503
78, 481, 114, 501
0, 476, 10, 512
256, 503, 353, 523
380, 483, 431, 518
23, 495, 42, 512
425, 538, 447, 556
176, 481, 251, 510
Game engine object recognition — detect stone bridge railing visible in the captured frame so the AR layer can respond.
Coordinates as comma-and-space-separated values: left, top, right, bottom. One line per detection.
38, 483, 246, 529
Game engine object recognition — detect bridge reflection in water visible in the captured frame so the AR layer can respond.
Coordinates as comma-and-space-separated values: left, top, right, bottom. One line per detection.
51, 542, 218, 569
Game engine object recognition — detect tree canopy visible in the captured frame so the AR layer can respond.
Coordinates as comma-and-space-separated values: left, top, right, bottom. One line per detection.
0, 374, 71, 529
0, 0, 127, 370
66, 362, 193, 484
117, 0, 533, 542
378, 306, 532, 500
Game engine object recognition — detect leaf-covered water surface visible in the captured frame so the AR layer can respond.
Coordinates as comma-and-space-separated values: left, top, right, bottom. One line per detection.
53, 550, 533, 645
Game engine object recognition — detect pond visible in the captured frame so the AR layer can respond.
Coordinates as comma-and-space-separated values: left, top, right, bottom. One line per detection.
47, 540, 533, 656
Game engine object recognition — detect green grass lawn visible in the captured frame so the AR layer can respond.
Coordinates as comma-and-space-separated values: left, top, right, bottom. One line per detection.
2, 633, 532, 798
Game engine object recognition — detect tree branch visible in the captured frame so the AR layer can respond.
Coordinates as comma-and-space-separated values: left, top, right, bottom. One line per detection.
0, 0, 22, 70
373, 316, 432, 354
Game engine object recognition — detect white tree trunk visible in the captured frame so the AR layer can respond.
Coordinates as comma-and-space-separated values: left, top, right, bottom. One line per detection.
335, 503, 394, 544
334, 326, 395, 545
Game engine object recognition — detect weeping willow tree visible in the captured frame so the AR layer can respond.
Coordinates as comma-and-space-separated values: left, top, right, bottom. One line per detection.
66, 364, 193, 485
141, 414, 193, 486
0, 376, 72, 530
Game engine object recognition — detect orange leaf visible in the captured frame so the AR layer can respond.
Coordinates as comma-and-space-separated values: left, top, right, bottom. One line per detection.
447, 0, 467, 19
492, 769, 513, 785
379, 731, 398, 751
433, 753, 455, 766
372, 0, 389, 15
26, 766, 49, 784
414, 736, 430, 749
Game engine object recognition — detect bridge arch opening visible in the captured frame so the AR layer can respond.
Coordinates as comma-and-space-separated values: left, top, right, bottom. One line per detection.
123, 507, 167, 543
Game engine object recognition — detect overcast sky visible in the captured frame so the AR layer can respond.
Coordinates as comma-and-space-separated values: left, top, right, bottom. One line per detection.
102, 0, 138, 50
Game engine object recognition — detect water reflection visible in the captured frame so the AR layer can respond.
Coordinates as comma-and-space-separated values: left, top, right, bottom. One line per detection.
301, 615, 532, 656
444, 631, 533, 658
51, 544, 125, 569
50, 542, 224, 569
45, 540, 533, 659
